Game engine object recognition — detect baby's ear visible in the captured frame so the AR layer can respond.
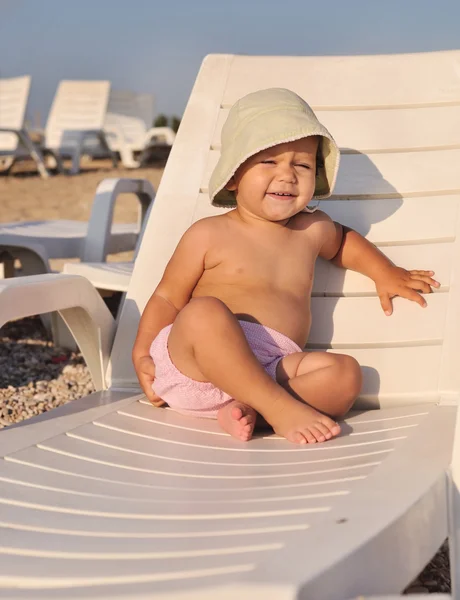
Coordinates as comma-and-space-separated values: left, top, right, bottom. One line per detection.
225, 176, 237, 191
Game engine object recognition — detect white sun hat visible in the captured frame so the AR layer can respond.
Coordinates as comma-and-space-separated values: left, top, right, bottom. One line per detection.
209, 88, 340, 208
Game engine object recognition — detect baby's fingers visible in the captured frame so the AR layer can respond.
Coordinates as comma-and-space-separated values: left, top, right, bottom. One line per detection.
379, 292, 393, 316
406, 278, 435, 294
398, 286, 427, 308
409, 271, 440, 289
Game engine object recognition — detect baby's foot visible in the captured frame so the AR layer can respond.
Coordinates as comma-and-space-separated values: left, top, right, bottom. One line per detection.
265, 396, 341, 445
217, 401, 257, 442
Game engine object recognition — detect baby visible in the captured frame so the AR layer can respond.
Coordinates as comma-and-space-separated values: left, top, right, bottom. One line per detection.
133, 88, 438, 445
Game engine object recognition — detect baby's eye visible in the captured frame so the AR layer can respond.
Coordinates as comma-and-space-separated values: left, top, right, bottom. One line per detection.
296, 163, 311, 169
261, 159, 276, 165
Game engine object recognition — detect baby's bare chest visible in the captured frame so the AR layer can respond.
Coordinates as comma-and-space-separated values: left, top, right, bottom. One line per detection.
204, 232, 318, 288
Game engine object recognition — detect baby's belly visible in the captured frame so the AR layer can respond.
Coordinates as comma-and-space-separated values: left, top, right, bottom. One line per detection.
192, 284, 311, 348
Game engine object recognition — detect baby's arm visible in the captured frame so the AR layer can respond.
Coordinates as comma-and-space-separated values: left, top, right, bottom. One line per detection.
312, 211, 439, 315
132, 220, 211, 402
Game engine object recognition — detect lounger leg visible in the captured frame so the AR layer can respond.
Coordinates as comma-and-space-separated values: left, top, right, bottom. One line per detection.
97, 132, 119, 169
0, 251, 15, 278
3, 246, 76, 350
69, 142, 83, 175
17, 129, 50, 179
118, 144, 140, 169
10, 246, 55, 340
54, 152, 65, 173
0, 156, 15, 172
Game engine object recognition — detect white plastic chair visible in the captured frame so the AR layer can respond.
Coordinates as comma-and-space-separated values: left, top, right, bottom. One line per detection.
0, 178, 155, 344
102, 89, 176, 168
1, 50, 460, 598
0, 75, 49, 178
0, 177, 155, 273
44, 80, 117, 175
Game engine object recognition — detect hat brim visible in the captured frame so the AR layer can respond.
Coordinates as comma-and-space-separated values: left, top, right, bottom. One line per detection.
209, 110, 340, 208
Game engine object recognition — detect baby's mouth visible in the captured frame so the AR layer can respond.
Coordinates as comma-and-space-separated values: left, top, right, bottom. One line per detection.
267, 192, 296, 199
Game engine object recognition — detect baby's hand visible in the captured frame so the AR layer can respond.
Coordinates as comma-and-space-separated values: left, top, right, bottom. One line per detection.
374, 266, 440, 315
134, 355, 166, 407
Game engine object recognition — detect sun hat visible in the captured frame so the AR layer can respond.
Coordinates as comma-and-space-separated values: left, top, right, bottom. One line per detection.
209, 88, 340, 208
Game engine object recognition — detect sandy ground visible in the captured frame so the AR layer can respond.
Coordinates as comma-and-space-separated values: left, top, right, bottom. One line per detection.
0, 156, 164, 270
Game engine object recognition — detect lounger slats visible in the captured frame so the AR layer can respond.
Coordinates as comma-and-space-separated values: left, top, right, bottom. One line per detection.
31, 436, 385, 490
45, 81, 110, 150
1, 500, 311, 536
0, 524, 294, 560
0, 76, 30, 129
0, 455, 378, 501
201, 149, 460, 197
313, 243, 452, 296
222, 53, 460, 107
213, 105, 460, 152
0, 405, 434, 594
309, 292, 446, 347
0, 75, 31, 152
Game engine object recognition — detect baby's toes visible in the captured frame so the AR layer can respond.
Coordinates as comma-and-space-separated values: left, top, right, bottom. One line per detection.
321, 417, 341, 437
301, 429, 318, 444
309, 426, 326, 443
245, 412, 255, 425
315, 422, 333, 440
231, 406, 243, 421
285, 431, 308, 445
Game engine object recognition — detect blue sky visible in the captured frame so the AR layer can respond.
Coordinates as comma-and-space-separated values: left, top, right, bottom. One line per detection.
1, 0, 459, 126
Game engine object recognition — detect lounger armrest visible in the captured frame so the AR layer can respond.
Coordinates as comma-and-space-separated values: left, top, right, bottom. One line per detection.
0, 274, 114, 390
82, 177, 156, 262
144, 126, 176, 146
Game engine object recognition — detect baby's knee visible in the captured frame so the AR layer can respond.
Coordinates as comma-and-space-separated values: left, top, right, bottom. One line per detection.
334, 354, 362, 413
179, 297, 232, 331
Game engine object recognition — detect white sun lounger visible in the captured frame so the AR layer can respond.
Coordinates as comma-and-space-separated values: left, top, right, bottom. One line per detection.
83, 90, 176, 169
0, 177, 154, 346
43, 80, 117, 175
0, 50, 460, 598
102, 90, 176, 168
61, 177, 153, 296
0, 178, 155, 275
0, 75, 49, 179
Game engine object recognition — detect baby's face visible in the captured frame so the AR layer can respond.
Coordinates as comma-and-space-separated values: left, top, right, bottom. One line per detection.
227, 137, 319, 222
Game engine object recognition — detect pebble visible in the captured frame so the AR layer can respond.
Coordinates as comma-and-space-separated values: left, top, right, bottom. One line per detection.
0, 317, 95, 427
0, 316, 452, 595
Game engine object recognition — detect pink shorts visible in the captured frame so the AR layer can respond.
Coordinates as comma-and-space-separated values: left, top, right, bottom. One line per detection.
149, 320, 302, 418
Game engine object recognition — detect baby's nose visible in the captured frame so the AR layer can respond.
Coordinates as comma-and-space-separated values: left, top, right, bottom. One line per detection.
277, 164, 296, 181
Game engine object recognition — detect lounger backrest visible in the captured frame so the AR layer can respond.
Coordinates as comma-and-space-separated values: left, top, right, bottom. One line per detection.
0, 75, 31, 152
110, 51, 460, 410
44, 80, 110, 151
104, 90, 153, 150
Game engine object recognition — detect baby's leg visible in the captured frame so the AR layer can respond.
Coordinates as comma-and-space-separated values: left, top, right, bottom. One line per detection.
167, 297, 340, 444
277, 351, 362, 440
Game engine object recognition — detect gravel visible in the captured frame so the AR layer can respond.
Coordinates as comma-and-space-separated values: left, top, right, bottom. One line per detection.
0, 317, 94, 427
0, 316, 452, 594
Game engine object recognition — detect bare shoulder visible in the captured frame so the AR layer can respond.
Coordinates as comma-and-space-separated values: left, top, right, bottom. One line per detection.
181, 215, 221, 248
186, 213, 235, 245
291, 210, 341, 257
291, 209, 335, 235
188, 213, 230, 235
